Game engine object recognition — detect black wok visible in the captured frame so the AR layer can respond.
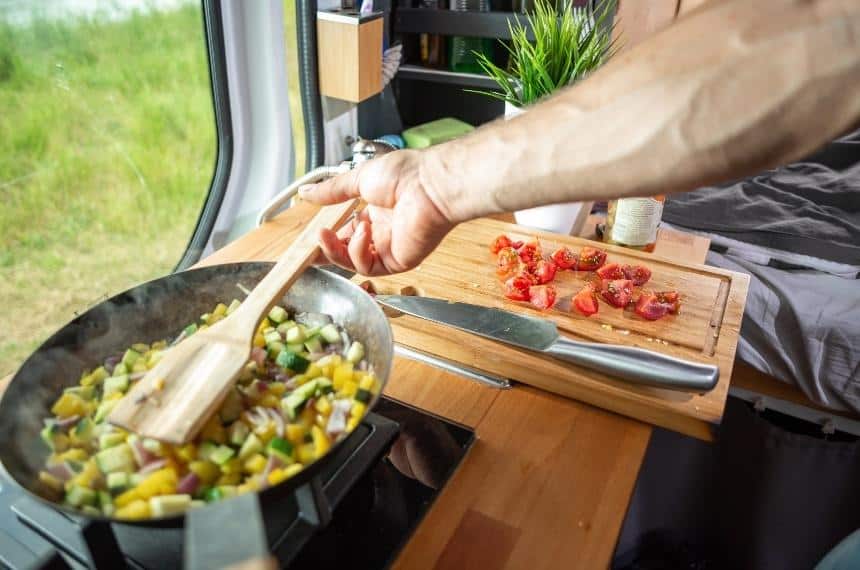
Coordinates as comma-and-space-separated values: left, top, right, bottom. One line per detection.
0, 263, 394, 567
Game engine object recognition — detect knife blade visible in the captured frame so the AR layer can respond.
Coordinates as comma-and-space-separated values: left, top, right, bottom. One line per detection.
375, 295, 719, 392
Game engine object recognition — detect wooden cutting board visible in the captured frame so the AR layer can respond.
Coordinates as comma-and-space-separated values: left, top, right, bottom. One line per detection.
354, 217, 750, 441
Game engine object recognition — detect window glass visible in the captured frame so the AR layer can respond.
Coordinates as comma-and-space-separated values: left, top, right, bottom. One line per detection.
0, 0, 217, 375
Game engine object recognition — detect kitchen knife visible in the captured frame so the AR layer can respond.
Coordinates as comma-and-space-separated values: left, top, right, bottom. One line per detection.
375, 295, 719, 393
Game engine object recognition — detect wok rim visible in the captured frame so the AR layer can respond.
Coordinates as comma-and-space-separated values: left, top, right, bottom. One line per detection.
0, 262, 393, 527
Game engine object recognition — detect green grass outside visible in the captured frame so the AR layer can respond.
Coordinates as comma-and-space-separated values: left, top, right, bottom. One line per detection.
0, 5, 216, 375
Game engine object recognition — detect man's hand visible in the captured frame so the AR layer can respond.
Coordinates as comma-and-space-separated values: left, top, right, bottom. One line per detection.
299, 150, 455, 276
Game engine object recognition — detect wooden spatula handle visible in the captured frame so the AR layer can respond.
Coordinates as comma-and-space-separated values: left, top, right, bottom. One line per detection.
229, 199, 358, 338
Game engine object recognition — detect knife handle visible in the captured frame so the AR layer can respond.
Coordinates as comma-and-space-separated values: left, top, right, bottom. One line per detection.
545, 337, 719, 392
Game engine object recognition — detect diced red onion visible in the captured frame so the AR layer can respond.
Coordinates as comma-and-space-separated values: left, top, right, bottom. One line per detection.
46, 462, 75, 481
358, 360, 368, 372
251, 347, 267, 367
138, 458, 168, 475
177, 473, 200, 495
54, 415, 80, 430
284, 378, 299, 390
266, 408, 285, 438
340, 331, 350, 350
245, 408, 268, 428
326, 400, 352, 437
257, 381, 269, 392
130, 439, 156, 467
104, 355, 121, 374
274, 373, 291, 383
129, 371, 146, 381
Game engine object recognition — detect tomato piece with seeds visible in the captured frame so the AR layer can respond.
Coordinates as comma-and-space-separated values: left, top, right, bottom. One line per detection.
634, 290, 681, 320
528, 285, 557, 310
490, 235, 515, 254
503, 272, 536, 301
577, 246, 607, 271
496, 247, 521, 279
600, 279, 634, 308
534, 259, 558, 284
596, 262, 625, 280
517, 239, 542, 271
572, 284, 599, 317
551, 247, 578, 270
622, 264, 652, 286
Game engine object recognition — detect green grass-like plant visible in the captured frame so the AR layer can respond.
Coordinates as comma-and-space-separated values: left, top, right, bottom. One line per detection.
472, 0, 618, 108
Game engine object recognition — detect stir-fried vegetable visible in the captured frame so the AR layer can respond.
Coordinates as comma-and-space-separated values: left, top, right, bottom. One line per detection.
38, 301, 379, 520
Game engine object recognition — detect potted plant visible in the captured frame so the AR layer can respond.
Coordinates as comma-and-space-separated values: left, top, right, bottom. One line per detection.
473, 0, 618, 235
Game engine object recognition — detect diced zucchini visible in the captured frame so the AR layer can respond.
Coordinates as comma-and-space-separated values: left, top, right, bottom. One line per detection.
95, 443, 136, 474
198, 441, 218, 462
264, 330, 282, 346
304, 336, 323, 354
276, 321, 296, 336
203, 487, 222, 502
319, 324, 341, 344
94, 399, 118, 423
72, 418, 94, 443
268, 306, 289, 324
217, 485, 238, 499
184, 323, 198, 337
81, 505, 102, 516
81, 366, 109, 387
64, 385, 95, 400
355, 388, 372, 404
301, 325, 320, 339
315, 378, 334, 396
121, 349, 141, 368
102, 375, 129, 398
129, 473, 146, 487
267, 341, 286, 360
98, 490, 113, 508
219, 389, 243, 423
276, 351, 310, 373
267, 437, 294, 465
99, 432, 126, 449
112, 362, 128, 376
141, 438, 164, 455
40, 423, 60, 450
209, 445, 235, 465
282, 379, 318, 420
346, 341, 365, 364
107, 472, 131, 494
190, 500, 206, 509
285, 326, 305, 344
149, 494, 192, 517
228, 421, 250, 447
285, 343, 305, 354
225, 299, 242, 315
66, 485, 97, 507
238, 433, 263, 460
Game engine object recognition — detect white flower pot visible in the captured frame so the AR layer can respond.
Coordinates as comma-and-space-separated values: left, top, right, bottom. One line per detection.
506, 102, 593, 236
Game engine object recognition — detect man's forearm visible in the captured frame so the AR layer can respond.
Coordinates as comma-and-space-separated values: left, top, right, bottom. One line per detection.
421, 0, 860, 224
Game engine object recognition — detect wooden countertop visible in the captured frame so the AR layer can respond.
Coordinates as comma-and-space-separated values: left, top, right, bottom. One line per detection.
0, 205, 711, 569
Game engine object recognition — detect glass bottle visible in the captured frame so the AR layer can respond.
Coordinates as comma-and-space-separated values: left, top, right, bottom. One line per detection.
603, 196, 666, 252
448, 0, 493, 74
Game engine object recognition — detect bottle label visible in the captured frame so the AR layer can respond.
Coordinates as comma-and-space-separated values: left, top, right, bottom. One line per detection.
611, 198, 663, 246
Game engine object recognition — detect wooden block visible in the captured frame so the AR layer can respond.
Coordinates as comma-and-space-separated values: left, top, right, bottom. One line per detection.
317, 11, 382, 103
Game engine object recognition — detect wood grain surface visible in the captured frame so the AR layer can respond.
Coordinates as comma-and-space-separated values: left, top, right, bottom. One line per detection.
359, 217, 749, 441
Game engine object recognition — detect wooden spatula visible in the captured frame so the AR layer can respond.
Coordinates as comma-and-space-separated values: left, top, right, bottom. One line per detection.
108, 199, 358, 444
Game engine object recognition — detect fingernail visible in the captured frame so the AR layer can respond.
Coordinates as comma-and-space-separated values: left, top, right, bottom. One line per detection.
297, 185, 313, 197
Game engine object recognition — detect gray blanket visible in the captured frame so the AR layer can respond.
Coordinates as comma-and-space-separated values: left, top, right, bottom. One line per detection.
663, 130, 860, 412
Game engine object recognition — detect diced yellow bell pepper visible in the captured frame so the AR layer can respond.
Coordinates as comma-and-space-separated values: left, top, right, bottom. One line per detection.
200, 418, 226, 444
115, 499, 151, 520
220, 458, 243, 475
51, 393, 89, 418
259, 393, 280, 409
257, 318, 270, 333
216, 472, 241, 486
333, 362, 353, 390
268, 382, 287, 397
283, 464, 303, 478
253, 333, 266, 348
55, 448, 89, 463
253, 422, 276, 443
152, 340, 167, 350
243, 454, 268, 475
346, 416, 360, 433
350, 401, 367, 420
315, 414, 327, 429
340, 380, 358, 399
175, 443, 197, 463
291, 374, 309, 386
39, 471, 64, 492
358, 374, 377, 392
188, 461, 220, 485
237, 480, 260, 494
213, 302, 228, 317
298, 407, 315, 429
285, 424, 305, 446
115, 468, 177, 508
297, 443, 316, 464
66, 459, 100, 491
51, 433, 71, 453
314, 397, 331, 415
268, 464, 303, 485
80, 366, 108, 387
310, 426, 330, 458
304, 363, 322, 380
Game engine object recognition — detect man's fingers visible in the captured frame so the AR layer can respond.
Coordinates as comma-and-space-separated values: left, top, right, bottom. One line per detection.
299, 170, 360, 205
317, 228, 356, 272
348, 221, 376, 276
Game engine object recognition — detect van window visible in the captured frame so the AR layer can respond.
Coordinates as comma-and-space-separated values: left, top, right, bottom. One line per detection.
0, 1, 217, 375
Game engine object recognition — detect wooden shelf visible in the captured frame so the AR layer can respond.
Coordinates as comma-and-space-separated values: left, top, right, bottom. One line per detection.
397, 64, 501, 90
394, 8, 535, 40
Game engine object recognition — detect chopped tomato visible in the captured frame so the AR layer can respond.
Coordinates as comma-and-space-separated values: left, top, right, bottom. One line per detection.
496, 247, 521, 279
596, 262, 625, 280
490, 235, 514, 254
600, 279, 633, 308
622, 264, 652, 286
551, 247, 578, 270
503, 272, 535, 301
572, 284, 599, 317
529, 285, 557, 310
517, 239, 542, 271
634, 290, 681, 320
577, 246, 607, 271
534, 259, 558, 284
